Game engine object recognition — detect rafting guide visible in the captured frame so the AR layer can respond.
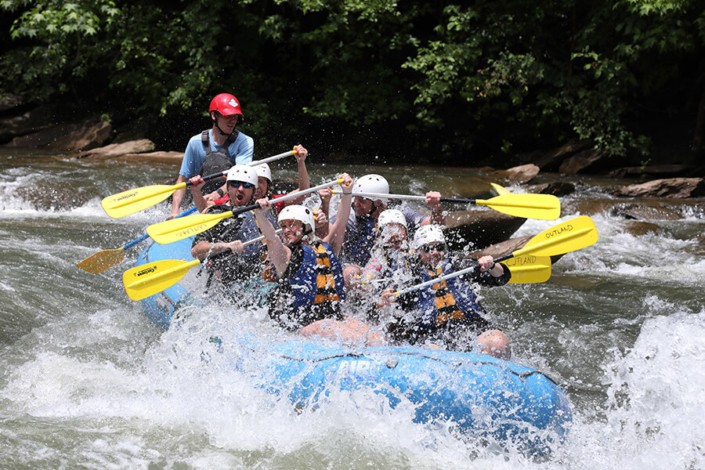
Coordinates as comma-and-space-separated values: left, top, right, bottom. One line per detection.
169, 93, 255, 220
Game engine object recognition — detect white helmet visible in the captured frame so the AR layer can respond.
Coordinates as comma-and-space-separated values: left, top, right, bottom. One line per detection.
226, 165, 258, 188
252, 162, 272, 183
278, 204, 315, 234
377, 209, 407, 229
413, 225, 446, 249
353, 174, 389, 203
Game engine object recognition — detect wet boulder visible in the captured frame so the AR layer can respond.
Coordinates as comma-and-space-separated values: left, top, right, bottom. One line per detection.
622, 221, 661, 237
466, 235, 532, 259
532, 141, 594, 171
505, 164, 540, 183
444, 210, 526, 251
48, 120, 112, 151
485, 164, 540, 185
558, 149, 609, 174
609, 164, 698, 178
77, 139, 156, 159
528, 181, 576, 197
7, 118, 112, 151
610, 204, 682, 221
16, 184, 94, 211
566, 198, 617, 217
612, 178, 705, 199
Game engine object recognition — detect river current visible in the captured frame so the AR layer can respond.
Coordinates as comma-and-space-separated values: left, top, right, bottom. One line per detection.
1, 149, 704, 469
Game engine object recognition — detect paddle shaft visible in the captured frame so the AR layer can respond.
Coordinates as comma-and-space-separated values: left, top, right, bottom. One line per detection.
341, 190, 553, 207
200, 228, 282, 262
187, 171, 229, 187
394, 216, 597, 296
361, 255, 549, 287
228, 178, 344, 218
394, 264, 485, 297
393, 252, 539, 296
208, 229, 270, 253
122, 233, 150, 251
345, 190, 554, 207
249, 149, 297, 166
343, 191, 476, 204
339, 190, 560, 220
191, 149, 298, 186
147, 178, 345, 244
102, 149, 299, 219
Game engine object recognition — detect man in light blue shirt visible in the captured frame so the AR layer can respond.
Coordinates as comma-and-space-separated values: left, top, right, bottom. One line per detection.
169, 92, 254, 219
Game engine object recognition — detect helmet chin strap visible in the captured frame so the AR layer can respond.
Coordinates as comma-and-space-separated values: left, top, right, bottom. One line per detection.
212, 113, 235, 138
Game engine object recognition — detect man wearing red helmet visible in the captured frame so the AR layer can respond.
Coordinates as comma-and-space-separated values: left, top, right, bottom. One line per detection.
168, 92, 254, 219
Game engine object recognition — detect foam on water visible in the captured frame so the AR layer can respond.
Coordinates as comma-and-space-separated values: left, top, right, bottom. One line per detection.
552, 310, 705, 470
2, 158, 705, 468
4, 297, 702, 469
517, 213, 705, 286
0, 300, 568, 468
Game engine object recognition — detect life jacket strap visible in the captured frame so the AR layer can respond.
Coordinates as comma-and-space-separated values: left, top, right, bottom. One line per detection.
312, 242, 340, 305
429, 267, 466, 326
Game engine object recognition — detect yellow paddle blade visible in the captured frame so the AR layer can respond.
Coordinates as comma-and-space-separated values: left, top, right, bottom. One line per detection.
76, 247, 125, 274
123, 259, 201, 301
101, 183, 186, 219
490, 183, 511, 196
477, 193, 561, 220
147, 211, 232, 245
504, 255, 552, 284
515, 216, 598, 258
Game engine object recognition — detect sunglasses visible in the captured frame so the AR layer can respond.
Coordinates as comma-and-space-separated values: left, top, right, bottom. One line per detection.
228, 181, 255, 189
419, 243, 446, 253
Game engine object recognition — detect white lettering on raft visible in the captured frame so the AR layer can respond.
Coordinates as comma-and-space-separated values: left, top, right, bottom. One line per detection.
336, 360, 380, 382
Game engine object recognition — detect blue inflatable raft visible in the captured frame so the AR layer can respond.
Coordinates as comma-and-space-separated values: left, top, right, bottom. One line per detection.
237, 337, 572, 455
136, 239, 573, 455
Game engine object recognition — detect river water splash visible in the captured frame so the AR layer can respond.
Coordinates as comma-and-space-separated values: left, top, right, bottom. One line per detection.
1, 150, 704, 469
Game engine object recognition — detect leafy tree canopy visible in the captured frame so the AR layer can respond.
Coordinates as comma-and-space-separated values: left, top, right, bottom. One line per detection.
1, 0, 704, 164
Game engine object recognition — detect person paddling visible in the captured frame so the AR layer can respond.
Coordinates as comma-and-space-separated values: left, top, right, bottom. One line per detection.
169, 92, 254, 219
359, 209, 414, 285
345, 209, 415, 303
377, 224, 512, 359
253, 174, 354, 330
189, 165, 267, 300
331, 174, 443, 285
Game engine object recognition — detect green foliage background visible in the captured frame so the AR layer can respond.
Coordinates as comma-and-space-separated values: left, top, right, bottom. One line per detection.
1, 0, 704, 165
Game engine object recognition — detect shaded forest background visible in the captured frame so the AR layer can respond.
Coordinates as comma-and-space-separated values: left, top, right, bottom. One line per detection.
1, 0, 704, 168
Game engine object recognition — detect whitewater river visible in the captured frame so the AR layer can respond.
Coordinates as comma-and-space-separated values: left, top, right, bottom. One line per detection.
1, 148, 704, 469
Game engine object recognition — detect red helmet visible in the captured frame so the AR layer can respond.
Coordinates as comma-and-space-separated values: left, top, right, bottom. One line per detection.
209, 93, 244, 117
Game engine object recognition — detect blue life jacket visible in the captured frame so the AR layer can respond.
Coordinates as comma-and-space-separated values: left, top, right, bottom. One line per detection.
414, 264, 484, 330
341, 216, 376, 266
269, 241, 345, 329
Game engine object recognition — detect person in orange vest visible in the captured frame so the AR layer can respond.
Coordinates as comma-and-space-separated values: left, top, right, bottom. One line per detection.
377, 224, 512, 359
